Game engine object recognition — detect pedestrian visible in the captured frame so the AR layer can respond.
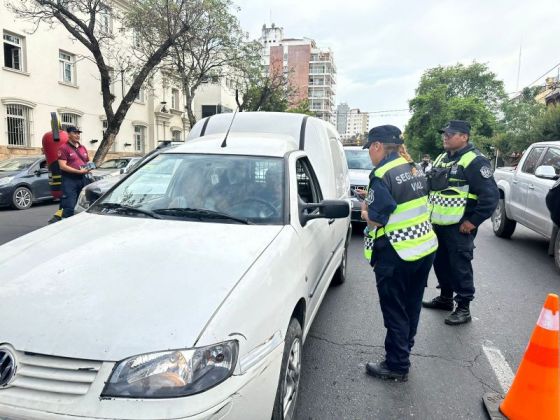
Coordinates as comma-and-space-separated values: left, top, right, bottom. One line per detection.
57, 126, 93, 218
422, 120, 499, 325
361, 125, 438, 382
420, 154, 432, 174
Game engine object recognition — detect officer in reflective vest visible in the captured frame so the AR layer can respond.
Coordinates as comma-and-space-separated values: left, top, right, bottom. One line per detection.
422, 120, 499, 325
362, 125, 438, 382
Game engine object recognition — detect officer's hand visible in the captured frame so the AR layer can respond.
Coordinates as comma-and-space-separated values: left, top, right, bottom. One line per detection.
79, 168, 89, 174
354, 188, 366, 198
459, 220, 476, 234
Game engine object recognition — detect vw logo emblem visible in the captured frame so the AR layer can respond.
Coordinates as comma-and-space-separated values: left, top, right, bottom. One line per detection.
0, 348, 16, 387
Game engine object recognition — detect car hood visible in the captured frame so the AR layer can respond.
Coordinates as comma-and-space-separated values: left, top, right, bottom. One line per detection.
0, 213, 283, 361
0, 170, 20, 178
348, 169, 371, 186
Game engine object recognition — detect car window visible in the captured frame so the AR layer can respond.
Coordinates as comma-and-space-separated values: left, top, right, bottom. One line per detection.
521, 147, 545, 174
540, 147, 560, 175
99, 159, 127, 169
0, 158, 37, 171
296, 158, 323, 204
344, 149, 374, 170
92, 154, 285, 225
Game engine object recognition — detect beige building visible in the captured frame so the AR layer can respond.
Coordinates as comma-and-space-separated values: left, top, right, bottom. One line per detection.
260, 24, 336, 122
0, 3, 236, 161
339, 108, 369, 142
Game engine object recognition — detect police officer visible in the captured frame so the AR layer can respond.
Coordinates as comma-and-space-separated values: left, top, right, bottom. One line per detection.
362, 125, 438, 381
422, 120, 499, 325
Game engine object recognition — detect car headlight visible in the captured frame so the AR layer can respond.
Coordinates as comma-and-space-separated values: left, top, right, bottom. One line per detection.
102, 340, 238, 398
77, 190, 90, 209
0, 176, 14, 187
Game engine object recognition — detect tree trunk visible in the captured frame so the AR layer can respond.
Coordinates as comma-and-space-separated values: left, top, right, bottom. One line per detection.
185, 86, 197, 128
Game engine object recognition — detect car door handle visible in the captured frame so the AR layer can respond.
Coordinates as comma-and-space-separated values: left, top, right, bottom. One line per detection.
528, 184, 535, 190
328, 218, 335, 225
512, 179, 519, 184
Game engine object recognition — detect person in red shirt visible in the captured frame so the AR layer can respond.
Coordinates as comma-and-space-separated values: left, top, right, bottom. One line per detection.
57, 126, 93, 218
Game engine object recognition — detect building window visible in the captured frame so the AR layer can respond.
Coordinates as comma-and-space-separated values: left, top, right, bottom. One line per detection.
3, 32, 24, 71
172, 130, 182, 142
134, 125, 145, 152
6, 104, 32, 146
99, 6, 112, 34
107, 67, 115, 95
59, 51, 76, 85
132, 30, 141, 48
60, 113, 80, 131
136, 87, 145, 103
171, 88, 180, 110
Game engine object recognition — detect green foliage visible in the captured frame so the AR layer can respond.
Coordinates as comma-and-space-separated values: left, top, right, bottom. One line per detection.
405, 62, 506, 158
287, 99, 315, 116
534, 106, 560, 142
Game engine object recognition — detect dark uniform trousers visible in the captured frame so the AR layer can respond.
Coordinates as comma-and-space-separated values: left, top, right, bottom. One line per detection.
61, 175, 88, 218
433, 224, 476, 304
373, 237, 435, 374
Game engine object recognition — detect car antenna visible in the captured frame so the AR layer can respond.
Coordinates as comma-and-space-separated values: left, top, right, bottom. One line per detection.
221, 105, 239, 148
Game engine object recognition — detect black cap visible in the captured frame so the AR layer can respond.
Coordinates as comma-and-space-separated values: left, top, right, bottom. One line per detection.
66, 126, 82, 133
438, 120, 470, 135
362, 125, 403, 149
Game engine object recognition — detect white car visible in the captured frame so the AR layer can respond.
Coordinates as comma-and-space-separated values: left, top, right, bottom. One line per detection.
343, 146, 374, 222
0, 113, 351, 419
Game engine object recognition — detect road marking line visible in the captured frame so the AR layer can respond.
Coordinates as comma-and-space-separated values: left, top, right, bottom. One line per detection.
482, 345, 515, 393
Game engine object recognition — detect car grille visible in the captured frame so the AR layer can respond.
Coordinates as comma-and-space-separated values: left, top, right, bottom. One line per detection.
9, 350, 101, 397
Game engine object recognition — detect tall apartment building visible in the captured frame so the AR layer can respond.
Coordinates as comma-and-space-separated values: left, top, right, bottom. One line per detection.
0, 5, 237, 160
336, 103, 350, 135
260, 24, 336, 122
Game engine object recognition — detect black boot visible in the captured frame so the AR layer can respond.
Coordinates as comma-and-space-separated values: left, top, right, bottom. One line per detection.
365, 361, 408, 382
422, 296, 454, 311
445, 303, 471, 325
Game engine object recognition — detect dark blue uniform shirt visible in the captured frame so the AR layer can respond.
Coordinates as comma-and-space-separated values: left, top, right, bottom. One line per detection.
367, 152, 398, 225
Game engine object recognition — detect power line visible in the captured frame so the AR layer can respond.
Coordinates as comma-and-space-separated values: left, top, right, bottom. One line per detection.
526, 61, 560, 88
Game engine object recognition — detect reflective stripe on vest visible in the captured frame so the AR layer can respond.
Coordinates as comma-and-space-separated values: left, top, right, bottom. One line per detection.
363, 157, 438, 262
429, 150, 479, 226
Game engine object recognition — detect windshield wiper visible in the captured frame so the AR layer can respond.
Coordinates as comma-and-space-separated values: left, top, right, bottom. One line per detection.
153, 207, 252, 224
93, 202, 161, 219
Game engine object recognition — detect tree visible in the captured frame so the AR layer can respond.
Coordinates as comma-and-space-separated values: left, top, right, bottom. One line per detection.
287, 99, 315, 116
492, 87, 546, 157
165, 0, 256, 128
10, 0, 203, 164
405, 62, 506, 158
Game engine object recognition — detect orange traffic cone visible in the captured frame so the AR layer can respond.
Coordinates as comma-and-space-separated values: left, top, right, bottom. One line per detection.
499, 293, 559, 420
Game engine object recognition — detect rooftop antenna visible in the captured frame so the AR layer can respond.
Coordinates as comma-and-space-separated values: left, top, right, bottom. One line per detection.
516, 38, 523, 92
221, 105, 239, 148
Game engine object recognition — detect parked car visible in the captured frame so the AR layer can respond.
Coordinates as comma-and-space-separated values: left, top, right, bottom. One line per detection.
75, 141, 182, 213
0, 112, 351, 419
344, 146, 374, 222
0, 155, 52, 210
492, 141, 560, 268
89, 156, 142, 180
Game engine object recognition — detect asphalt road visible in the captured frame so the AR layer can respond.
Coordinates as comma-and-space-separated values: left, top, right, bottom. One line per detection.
0, 205, 558, 419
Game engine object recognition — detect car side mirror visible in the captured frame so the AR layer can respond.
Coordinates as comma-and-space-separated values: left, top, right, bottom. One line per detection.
119, 168, 125, 174
535, 165, 557, 179
299, 199, 350, 226
36, 168, 49, 175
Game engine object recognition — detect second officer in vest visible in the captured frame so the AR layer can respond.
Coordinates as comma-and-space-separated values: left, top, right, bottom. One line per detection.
362, 125, 438, 381
422, 120, 499, 325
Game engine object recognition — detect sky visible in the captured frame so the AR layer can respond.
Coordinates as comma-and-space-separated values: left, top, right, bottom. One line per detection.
233, 0, 560, 129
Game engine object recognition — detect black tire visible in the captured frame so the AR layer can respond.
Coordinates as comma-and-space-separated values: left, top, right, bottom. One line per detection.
553, 230, 560, 272
12, 186, 33, 210
331, 235, 349, 286
272, 318, 303, 420
491, 198, 516, 238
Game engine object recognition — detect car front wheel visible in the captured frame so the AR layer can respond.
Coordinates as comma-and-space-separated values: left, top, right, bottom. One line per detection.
491, 198, 516, 238
12, 186, 33, 210
272, 318, 302, 420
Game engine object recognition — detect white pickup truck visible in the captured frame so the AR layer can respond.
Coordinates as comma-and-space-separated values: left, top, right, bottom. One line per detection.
492, 141, 560, 268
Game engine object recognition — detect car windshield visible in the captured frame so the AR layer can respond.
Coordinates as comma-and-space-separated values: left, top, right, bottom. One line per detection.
0, 158, 37, 171
344, 149, 374, 170
98, 159, 129, 169
90, 153, 285, 225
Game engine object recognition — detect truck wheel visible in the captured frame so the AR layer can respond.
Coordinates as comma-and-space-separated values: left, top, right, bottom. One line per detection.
12, 186, 33, 210
492, 198, 516, 238
553, 231, 560, 272
331, 238, 348, 286
272, 318, 302, 420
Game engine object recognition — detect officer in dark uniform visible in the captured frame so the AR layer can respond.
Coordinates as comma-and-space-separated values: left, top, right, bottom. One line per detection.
422, 120, 499, 325
362, 125, 438, 381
